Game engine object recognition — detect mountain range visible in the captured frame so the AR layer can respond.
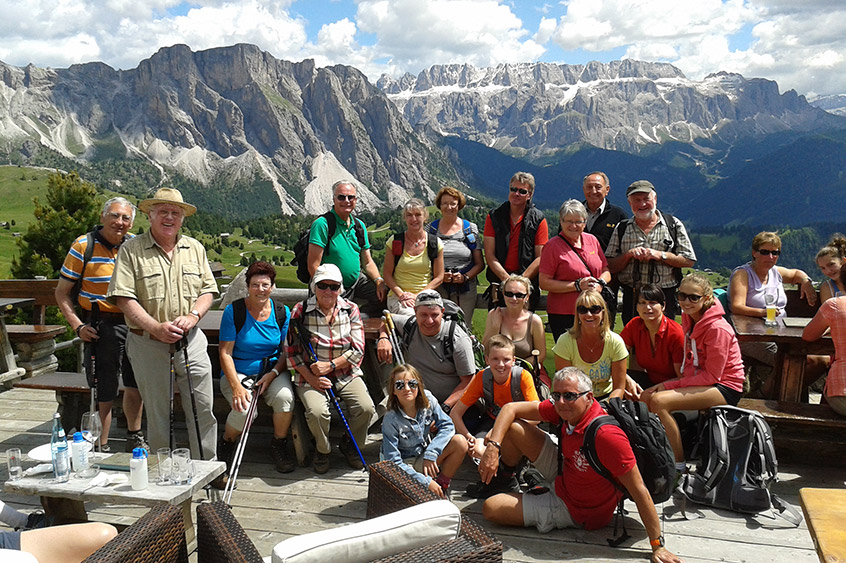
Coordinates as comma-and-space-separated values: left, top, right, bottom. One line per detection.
1, 44, 845, 226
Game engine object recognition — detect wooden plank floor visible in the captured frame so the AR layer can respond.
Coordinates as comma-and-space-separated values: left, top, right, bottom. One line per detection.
1, 386, 842, 562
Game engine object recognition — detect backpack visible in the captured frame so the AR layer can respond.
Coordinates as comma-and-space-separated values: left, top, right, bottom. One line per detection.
559, 398, 676, 547
426, 219, 477, 251
291, 212, 366, 284
616, 211, 683, 284
231, 298, 289, 357
70, 230, 98, 308
401, 298, 483, 369
391, 232, 440, 264
679, 405, 802, 525
481, 365, 525, 418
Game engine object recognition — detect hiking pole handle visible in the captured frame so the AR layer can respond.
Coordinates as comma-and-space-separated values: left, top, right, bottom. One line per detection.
382, 310, 405, 365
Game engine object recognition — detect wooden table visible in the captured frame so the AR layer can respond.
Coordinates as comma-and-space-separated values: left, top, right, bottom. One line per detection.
731, 315, 833, 403
0, 297, 34, 385
799, 487, 846, 562
4, 459, 225, 550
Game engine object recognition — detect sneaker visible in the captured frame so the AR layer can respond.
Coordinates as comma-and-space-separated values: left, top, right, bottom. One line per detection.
313, 451, 330, 474
465, 474, 519, 499
16, 511, 52, 531
125, 431, 150, 453
270, 437, 295, 473
521, 467, 549, 495
339, 435, 365, 470
99, 443, 111, 453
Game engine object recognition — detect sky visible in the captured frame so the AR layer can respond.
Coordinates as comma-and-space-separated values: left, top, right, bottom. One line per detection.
0, 0, 844, 99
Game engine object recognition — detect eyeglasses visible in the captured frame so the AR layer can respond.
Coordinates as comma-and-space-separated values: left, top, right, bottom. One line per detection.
676, 291, 703, 303
503, 290, 527, 299
336, 194, 357, 202
551, 390, 589, 403
757, 249, 781, 257
637, 300, 661, 308
315, 282, 341, 291
106, 212, 132, 222
394, 379, 419, 391
249, 282, 272, 290
509, 186, 530, 196
576, 305, 603, 315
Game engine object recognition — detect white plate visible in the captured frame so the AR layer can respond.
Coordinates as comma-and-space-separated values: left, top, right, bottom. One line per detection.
27, 443, 52, 462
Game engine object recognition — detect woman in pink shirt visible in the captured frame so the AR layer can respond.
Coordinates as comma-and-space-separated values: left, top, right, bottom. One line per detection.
640, 272, 745, 468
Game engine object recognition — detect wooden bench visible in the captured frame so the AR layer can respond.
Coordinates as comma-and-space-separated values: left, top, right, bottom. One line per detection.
738, 398, 846, 467
799, 487, 846, 563
0, 279, 60, 324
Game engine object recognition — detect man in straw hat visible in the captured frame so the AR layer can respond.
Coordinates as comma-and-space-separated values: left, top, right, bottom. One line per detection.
108, 187, 218, 461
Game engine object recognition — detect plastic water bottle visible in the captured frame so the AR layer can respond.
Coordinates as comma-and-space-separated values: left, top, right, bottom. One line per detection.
130, 448, 148, 490
71, 432, 90, 473
50, 413, 70, 482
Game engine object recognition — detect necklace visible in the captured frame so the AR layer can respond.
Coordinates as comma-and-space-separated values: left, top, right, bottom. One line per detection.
581, 335, 603, 355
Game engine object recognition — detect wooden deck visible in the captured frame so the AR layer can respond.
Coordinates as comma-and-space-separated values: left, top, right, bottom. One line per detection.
1, 385, 843, 563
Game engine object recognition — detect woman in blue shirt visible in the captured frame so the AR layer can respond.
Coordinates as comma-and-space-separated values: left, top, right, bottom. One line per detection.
381, 365, 467, 498
217, 261, 294, 486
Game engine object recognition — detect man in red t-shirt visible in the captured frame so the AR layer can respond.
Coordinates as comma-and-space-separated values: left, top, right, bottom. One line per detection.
477, 367, 683, 563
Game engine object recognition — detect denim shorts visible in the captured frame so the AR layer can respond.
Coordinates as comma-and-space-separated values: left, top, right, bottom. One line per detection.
0, 530, 22, 550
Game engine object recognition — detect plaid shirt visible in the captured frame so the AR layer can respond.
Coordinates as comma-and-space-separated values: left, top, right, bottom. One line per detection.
606, 212, 696, 289
286, 295, 365, 387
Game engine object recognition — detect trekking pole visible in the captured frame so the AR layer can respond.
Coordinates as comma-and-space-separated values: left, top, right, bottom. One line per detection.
87, 302, 100, 415
292, 322, 367, 471
382, 310, 405, 365
223, 373, 263, 505
168, 343, 176, 452
180, 335, 205, 461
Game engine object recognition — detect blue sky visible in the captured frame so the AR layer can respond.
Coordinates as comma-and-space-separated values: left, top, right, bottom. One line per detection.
0, 0, 844, 98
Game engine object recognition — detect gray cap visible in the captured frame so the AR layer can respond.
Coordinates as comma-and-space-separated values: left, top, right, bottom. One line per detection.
626, 180, 656, 196
415, 289, 444, 309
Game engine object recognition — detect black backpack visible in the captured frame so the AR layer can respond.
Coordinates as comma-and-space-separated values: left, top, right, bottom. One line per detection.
391, 232, 440, 264
231, 298, 289, 357
291, 212, 366, 284
401, 298, 483, 369
559, 398, 676, 546
480, 365, 525, 418
70, 230, 98, 308
680, 405, 802, 525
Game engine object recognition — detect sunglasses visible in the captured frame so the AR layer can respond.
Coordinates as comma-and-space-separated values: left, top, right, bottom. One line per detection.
315, 282, 341, 291
504, 290, 527, 299
509, 186, 530, 196
394, 379, 419, 391
336, 194, 357, 201
551, 390, 590, 403
676, 291, 703, 303
576, 305, 603, 315
757, 249, 781, 257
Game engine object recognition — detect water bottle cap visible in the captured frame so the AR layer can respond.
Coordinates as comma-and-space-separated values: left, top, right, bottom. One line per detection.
73, 432, 84, 441
132, 447, 148, 459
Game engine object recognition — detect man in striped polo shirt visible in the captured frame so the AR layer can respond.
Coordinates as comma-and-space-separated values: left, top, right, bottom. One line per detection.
55, 197, 146, 452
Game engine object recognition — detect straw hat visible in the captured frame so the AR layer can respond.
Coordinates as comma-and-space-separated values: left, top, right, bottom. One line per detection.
138, 188, 197, 216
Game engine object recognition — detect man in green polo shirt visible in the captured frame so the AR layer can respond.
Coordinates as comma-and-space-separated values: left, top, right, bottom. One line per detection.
306, 180, 386, 317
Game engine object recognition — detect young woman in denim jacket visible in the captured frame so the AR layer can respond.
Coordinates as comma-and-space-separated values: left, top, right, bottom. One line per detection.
381, 364, 468, 498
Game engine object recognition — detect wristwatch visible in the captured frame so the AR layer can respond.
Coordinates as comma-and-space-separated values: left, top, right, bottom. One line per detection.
329, 360, 337, 372
661, 252, 668, 261
190, 309, 201, 319
650, 535, 665, 549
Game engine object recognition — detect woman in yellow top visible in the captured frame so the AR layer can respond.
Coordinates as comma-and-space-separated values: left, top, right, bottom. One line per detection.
383, 198, 445, 316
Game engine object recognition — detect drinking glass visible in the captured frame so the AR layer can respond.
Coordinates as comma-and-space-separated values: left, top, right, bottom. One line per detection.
157, 448, 172, 484
764, 292, 778, 327
171, 448, 193, 485
81, 412, 103, 456
6, 448, 22, 481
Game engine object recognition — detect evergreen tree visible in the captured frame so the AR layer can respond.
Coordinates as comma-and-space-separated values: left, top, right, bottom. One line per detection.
11, 171, 101, 278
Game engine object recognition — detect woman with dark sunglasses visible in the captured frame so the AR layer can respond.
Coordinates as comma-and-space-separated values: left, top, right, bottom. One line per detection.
380, 365, 467, 498
539, 199, 611, 341
482, 274, 547, 374
552, 290, 628, 399
729, 231, 823, 397
640, 272, 745, 469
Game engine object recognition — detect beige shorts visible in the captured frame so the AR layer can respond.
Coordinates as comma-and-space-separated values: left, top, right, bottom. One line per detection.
522, 432, 576, 533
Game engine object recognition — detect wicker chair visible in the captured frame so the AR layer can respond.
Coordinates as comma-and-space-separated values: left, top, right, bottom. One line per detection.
196, 461, 502, 563
82, 503, 188, 563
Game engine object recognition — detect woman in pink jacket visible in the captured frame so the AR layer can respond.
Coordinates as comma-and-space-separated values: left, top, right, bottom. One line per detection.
640, 272, 745, 470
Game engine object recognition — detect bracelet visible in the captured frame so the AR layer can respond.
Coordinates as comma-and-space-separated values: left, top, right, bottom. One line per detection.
575, 278, 582, 292
375, 277, 384, 284
377, 336, 390, 341
485, 439, 502, 451
269, 367, 280, 377
75, 324, 86, 337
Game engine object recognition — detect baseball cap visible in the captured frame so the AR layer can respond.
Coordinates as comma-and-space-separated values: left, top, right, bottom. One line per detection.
415, 289, 444, 308
626, 180, 656, 197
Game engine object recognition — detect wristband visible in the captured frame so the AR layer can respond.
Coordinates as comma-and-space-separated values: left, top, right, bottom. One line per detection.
269, 367, 280, 377
75, 324, 86, 337
650, 535, 665, 548
485, 439, 502, 451
575, 278, 582, 292
377, 336, 390, 341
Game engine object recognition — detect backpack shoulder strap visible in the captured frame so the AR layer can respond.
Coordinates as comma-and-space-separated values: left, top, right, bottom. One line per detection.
581, 415, 620, 486
511, 365, 524, 402
702, 408, 730, 492
660, 211, 680, 252
402, 317, 418, 348
233, 298, 247, 335
392, 232, 406, 258
443, 319, 457, 362
482, 368, 494, 415
616, 218, 631, 248
73, 230, 97, 305
272, 300, 288, 356
324, 211, 337, 240
426, 233, 439, 263
427, 220, 440, 235
352, 217, 366, 248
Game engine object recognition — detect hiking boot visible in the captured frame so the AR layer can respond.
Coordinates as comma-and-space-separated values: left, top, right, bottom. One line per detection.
270, 437, 295, 473
313, 451, 330, 474
125, 430, 150, 453
16, 511, 53, 531
209, 437, 238, 489
465, 473, 519, 499
339, 435, 364, 470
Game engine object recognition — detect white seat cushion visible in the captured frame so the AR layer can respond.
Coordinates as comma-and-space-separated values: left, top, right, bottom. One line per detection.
271, 499, 461, 563
0, 549, 38, 563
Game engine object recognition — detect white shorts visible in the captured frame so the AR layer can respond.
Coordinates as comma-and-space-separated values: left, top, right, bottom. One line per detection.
522, 432, 576, 533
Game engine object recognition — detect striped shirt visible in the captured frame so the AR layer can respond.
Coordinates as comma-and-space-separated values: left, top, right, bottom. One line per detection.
60, 227, 133, 314
286, 296, 365, 387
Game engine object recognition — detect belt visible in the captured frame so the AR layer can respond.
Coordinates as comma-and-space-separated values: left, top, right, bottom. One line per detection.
129, 328, 166, 343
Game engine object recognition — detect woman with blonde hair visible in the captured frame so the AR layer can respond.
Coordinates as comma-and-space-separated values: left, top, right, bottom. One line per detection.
552, 290, 628, 399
